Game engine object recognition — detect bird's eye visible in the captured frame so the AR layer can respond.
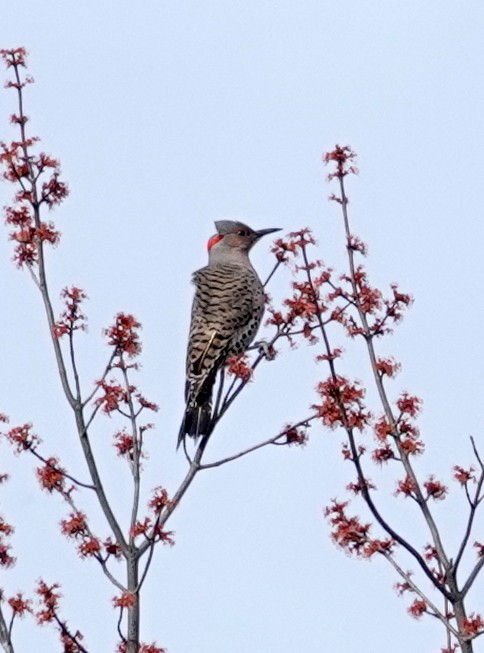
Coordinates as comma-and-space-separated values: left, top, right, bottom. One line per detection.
237, 229, 248, 236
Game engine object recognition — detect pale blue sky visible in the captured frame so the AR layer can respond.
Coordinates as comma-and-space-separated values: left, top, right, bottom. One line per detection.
2, 2, 484, 652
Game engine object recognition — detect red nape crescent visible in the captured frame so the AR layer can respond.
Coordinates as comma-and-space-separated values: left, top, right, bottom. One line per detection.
207, 234, 224, 251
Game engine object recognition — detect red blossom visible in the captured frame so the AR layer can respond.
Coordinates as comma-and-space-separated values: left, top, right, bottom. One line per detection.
139, 644, 167, 653
362, 538, 394, 558
131, 518, 151, 538
60, 511, 87, 538
315, 348, 343, 363
453, 465, 476, 486
399, 437, 424, 456
375, 357, 401, 378
114, 430, 134, 458
346, 478, 376, 494
324, 500, 371, 555
0, 543, 15, 568
104, 538, 122, 559
396, 393, 422, 418
137, 394, 159, 412
474, 541, 484, 558
463, 613, 484, 636
0, 48, 28, 67
226, 354, 253, 382
423, 544, 438, 561
105, 313, 142, 358
59, 630, 85, 653
78, 537, 101, 558
323, 145, 358, 180
408, 598, 427, 619
374, 416, 393, 442
36, 580, 61, 624
95, 380, 128, 414
154, 527, 175, 546
112, 591, 136, 609
8, 593, 31, 616
40, 172, 69, 207
372, 444, 396, 465
394, 579, 413, 596
395, 475, 417, 499
36, 457, 66, 493
117, 643, 167, 653
347, 234, 367, 256
4, 423, 40, 453
54, 287, 87, 338
148, 487, 173, 514
284, 425, 308, 447
423, 476, 447, 501
314, 375, 370, 431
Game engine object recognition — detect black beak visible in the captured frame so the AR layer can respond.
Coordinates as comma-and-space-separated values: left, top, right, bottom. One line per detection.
255, 227, 282, 238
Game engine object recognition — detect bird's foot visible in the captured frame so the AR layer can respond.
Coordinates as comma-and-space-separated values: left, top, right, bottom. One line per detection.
255, 339, 276, 361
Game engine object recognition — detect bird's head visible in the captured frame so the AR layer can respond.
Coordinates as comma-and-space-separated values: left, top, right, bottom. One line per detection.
207, 220, 281, 257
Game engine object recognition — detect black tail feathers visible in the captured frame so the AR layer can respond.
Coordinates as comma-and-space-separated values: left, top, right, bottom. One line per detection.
177, 402, 212, 449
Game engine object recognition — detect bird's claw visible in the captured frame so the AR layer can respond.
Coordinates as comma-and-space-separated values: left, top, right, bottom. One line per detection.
256, 339, 276, 361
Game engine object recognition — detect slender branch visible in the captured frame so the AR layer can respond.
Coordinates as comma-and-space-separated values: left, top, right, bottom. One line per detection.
53, 614, 90, 653
454, 439, 484, 574
300, 242, 450, 597
263, 260, 281, 288
0, 603, 14, 653
75, 410, 128, 553
27, 445, 95, 491
82, 350, 117, 407
335, 172, 452, 578
119, 362, 142, 544
383, 552, 460, 638
200, 415, 317, 469
69, 330, 82, 403
12, 63, 75, 409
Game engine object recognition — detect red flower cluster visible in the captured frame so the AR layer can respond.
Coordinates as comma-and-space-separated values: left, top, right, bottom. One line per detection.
270, 228, 316, 263
114, 430, 135, 459
423, 476, 447, 501
453, 465, 476, 486
324, 500, 370, 554
148, 487, 173, 514
3, 423, 40, 453
1, 49, 67, 267
407, 598, 428, 619
395, 475, 417, 499
0, 510, 15, 569
36, 580, 61, 624
105, 313, 142, 358
8, 592, 32, 617
462, 613, 484, 636
323, 145, 358, 180
130, 517, 175, 546
117, 642, 167, 653
375, 357, 401, 378
54, 287, 87, 338
3, 203, 60, 267
0, 47, 28, 68
36, 457, 67, 493
284, 424, 308, 447
314, 375, 370, 431
113, 591, 137, 609
95, 380, 131, 414
396, 392, 422, 418
60, 511, 102, 559
474, 541, 484, 558
226, 354, 253, 382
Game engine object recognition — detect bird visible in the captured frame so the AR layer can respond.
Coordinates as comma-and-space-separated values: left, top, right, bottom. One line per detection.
178, 220, 281, 448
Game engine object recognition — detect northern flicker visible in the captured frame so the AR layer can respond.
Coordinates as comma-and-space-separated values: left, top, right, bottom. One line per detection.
178, 220, 281, 448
